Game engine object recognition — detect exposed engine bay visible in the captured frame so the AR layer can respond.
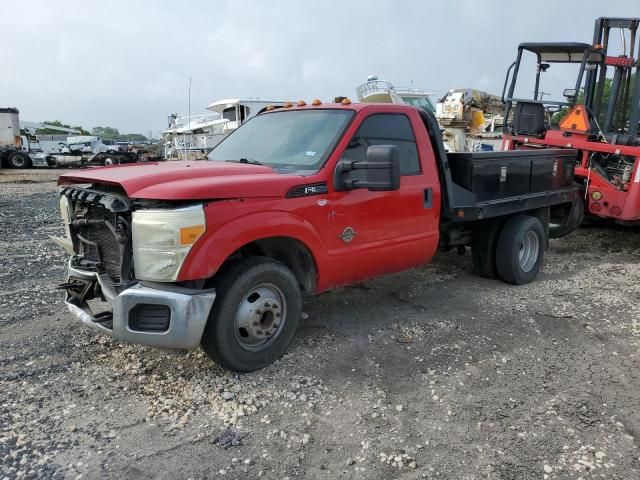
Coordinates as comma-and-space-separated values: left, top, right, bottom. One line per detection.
590, 152, 637, 190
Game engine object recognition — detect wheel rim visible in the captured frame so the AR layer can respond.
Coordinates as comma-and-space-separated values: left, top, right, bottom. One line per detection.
104, 158, 114, 166
10, 155, 25, 167
518, 230, 540, 272
233, 283, 286, 352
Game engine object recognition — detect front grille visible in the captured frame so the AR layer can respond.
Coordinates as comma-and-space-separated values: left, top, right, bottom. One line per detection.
63, 186, 132, 287
83, 217, 122, 280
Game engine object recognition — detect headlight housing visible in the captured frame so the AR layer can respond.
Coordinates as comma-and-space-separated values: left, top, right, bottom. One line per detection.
132, 204, 206, 282
53, 195, 75, 255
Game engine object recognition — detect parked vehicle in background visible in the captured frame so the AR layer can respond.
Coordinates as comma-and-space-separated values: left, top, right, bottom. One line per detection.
356, 75, 436, 111
0, 107, 32, 168
163, 99, 285, 160
54, 99, 579, 372
502, 17, 640, 232
436, 89, 504, 153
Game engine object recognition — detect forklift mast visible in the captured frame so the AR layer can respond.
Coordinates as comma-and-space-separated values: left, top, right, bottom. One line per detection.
590, 17, 640, 138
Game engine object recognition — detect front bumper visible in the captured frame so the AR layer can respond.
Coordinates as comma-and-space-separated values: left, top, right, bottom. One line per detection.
64, 264, 216, 349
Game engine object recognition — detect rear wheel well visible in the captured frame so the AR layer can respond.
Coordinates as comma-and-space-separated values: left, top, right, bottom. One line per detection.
216, 237, 318, 294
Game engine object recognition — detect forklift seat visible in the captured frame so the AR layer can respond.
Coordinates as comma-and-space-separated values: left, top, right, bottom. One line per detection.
512, 102, 546, 136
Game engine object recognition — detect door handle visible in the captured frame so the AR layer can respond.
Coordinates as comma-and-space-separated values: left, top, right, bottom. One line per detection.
423, 188, 433, 208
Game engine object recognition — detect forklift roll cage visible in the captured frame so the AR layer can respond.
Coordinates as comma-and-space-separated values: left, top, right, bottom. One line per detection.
502, 43, 605, 134
503, 17, 640, 139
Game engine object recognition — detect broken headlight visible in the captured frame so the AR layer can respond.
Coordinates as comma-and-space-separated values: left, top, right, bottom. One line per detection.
132, 204, 206, 282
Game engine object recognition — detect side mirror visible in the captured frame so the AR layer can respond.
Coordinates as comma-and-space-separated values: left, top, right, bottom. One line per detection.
334, 145, 400, 191
563, 88, 577, 98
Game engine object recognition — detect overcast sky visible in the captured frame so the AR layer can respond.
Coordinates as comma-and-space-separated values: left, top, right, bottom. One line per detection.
1, 1, 637, 136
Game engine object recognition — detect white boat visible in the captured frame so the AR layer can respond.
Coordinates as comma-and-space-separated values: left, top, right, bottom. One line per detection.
356, 76, 436, 112
163, 99, 284, 160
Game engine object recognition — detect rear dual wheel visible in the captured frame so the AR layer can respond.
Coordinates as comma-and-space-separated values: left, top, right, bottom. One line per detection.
495, 215, 545, 285
472, 215, 545, 285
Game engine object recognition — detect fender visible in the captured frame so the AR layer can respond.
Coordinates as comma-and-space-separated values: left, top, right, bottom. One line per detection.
177, 210, 328, 282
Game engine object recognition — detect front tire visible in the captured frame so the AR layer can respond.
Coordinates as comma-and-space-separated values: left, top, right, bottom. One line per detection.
8, 152, 32, 169
201, 257, 302, 372
495, 215, 545, 285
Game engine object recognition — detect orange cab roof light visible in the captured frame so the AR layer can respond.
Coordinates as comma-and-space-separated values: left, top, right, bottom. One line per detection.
312, 99, 322, 106
297, 100, 306, 107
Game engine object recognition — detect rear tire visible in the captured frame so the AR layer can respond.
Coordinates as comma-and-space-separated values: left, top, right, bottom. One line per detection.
201, 257, 302, 372
495, 215, 545, 285
471, 220, 503, 279
8, 152, 32, 169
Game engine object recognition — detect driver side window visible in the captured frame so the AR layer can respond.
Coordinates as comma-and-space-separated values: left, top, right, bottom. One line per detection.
341, 113, 420, 175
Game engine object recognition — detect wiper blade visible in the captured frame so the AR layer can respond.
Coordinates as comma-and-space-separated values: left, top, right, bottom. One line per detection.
226, 158, 265, 166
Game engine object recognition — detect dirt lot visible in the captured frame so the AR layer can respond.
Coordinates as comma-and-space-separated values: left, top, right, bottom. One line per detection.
1, 168, 640, 480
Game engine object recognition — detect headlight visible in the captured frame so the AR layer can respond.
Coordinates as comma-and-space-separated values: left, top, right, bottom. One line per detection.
132, 204, 206, 282
52, 195, 75, 255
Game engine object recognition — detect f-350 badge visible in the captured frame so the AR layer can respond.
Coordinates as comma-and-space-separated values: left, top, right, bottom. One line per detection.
340, 227, 357, 243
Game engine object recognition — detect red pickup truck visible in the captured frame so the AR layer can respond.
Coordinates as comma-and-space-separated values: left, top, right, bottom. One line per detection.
55, 101, 579, 371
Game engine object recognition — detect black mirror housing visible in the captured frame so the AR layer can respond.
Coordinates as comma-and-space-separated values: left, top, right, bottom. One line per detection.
334, 145, 401, 191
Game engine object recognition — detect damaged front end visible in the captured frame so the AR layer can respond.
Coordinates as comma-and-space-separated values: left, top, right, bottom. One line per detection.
54, 185, 215, 349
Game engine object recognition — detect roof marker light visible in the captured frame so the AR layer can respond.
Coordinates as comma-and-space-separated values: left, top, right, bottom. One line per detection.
312, 99, 322, 106
266, 105, 274, 111
297, 100, 307, 107
341, 98, 352, 105
283, 101, 293, 108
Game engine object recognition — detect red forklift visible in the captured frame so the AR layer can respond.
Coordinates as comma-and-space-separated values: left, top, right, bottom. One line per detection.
501, 17, 640, 236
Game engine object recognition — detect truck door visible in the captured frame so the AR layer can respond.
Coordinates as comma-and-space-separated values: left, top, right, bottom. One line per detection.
322, 109, 440, 285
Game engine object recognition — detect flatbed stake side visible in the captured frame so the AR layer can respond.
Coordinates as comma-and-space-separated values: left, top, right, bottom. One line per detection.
54, 103, 579, 371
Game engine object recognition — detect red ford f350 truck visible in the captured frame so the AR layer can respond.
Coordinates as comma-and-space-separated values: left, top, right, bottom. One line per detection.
55, 101, 579, 371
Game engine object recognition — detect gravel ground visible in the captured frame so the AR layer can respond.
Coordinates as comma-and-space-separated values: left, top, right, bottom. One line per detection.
1, 168, 640, 480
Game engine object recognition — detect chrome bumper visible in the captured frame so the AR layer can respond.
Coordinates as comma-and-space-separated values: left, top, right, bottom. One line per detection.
65, 264, 216, 349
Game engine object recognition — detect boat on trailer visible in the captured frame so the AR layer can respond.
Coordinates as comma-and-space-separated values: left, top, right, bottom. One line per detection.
163, 99, 284, 160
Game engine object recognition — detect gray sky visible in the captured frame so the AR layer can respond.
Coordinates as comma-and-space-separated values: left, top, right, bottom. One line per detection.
1, 1, 637, 136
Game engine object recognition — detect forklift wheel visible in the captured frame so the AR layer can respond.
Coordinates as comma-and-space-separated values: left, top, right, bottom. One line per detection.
496, 216, 545, 285
549, 197, 584, 239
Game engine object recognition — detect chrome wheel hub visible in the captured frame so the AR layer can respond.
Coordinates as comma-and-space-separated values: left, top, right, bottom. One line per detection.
518, 230, 540, 273
234, 283, 286, 351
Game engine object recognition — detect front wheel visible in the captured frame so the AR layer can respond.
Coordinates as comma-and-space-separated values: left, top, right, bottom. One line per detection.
495, 215, 545, 285
8, 152, 32, 169
201, 257, 301, 372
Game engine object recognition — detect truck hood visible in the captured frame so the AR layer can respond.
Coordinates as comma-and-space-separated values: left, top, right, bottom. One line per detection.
58, 161, 306, 200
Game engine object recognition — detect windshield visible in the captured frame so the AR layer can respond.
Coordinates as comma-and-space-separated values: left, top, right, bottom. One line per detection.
207, 109, 354, 173
401, 96, 435, 111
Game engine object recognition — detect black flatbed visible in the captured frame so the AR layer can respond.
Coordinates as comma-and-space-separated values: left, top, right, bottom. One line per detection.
419, 110, 580, 223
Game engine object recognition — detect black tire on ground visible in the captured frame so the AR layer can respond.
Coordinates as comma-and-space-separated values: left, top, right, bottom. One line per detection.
495, 215, 545, 285
8, 152, 32, 169
549, 197, 584, 239
201, 257, 302, 372
471, 220, 503, 279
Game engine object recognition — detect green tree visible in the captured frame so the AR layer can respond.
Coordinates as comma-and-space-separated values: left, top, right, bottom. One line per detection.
553, 77, 636, 131
91, 126, 121, 140
119, 133, 148, 142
